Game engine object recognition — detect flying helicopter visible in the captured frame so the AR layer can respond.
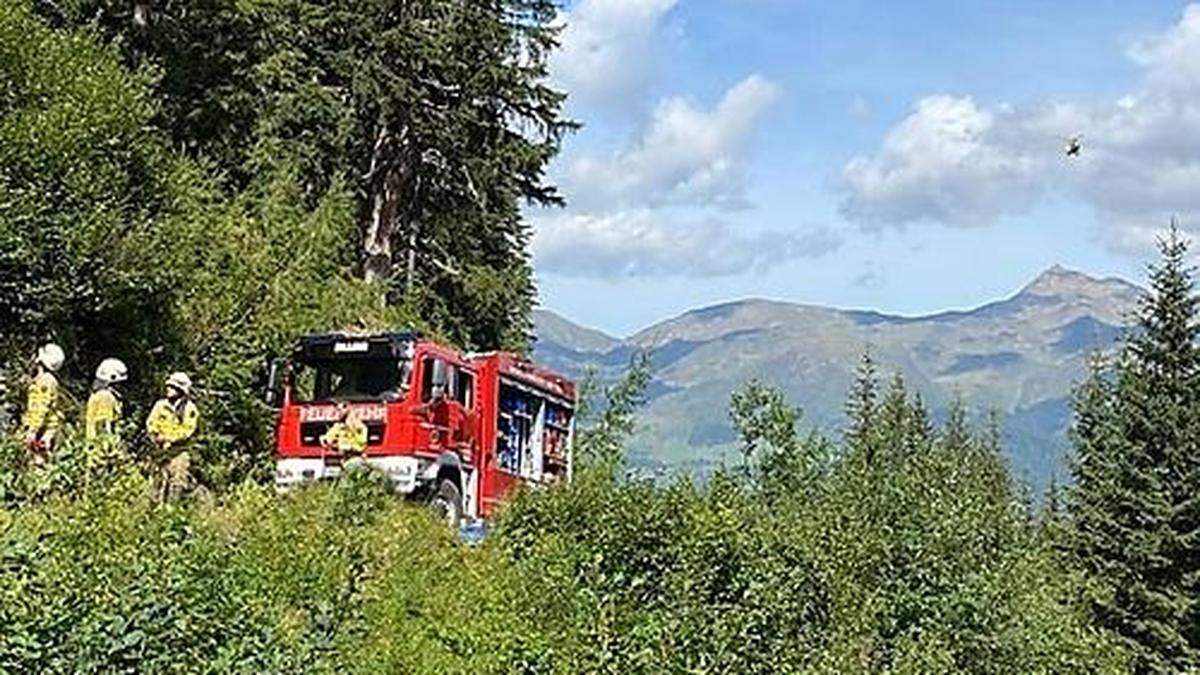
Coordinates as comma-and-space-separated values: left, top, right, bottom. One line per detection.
1063, 134, 1083, 158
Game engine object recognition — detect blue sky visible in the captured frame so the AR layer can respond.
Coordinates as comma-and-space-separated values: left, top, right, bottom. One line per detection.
531, 1, 1198, 336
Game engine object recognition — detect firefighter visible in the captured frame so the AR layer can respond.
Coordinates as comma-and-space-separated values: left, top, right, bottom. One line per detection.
21, 343, 66, 462
85, 358, 129, 473
146, 372, 200, 502
321, 402, 368, 457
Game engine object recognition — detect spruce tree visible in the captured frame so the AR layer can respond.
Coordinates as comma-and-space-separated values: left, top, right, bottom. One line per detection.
41, 0, 575, 351
1069, 227, 1200, 672
906, 392, 933, 455
877, 372, 922, 467
845, 349, 879, 462
1041, 477, 1066, 533
983, 409, 1004, 456
939, 395, 972, 454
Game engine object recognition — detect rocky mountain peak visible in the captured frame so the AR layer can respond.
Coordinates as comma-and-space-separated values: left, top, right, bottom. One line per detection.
1019, 265, 1138, 301
1021, 265, 1090, 295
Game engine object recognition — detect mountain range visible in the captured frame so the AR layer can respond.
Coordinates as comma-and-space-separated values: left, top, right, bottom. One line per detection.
533, 266, 1143, 493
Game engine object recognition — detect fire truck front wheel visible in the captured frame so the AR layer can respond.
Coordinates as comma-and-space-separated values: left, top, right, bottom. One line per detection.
429, 479, 463, 528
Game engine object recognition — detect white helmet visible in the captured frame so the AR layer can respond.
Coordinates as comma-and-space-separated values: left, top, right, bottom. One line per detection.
165, 372, 193, 396
95, 358, 129, 385
36, 343, 65, 372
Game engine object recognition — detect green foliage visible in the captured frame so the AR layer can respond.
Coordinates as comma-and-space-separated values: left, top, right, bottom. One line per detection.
498, 379, 1127, 673
0, 0, 174, 367
0, 371, 1129, 673
844, 349, 880, 456
729, 378, 828, 495
495, 473, 833, 672
573, 354, 652, 477
1068, 226, 1200, 672
37, 0, 574, 351
238, 0, 571, 349
0, 471, 542, 673
875, 372, 934, 468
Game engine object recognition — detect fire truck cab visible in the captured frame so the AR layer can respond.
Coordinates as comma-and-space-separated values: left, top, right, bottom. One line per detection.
270, 332, 575, 523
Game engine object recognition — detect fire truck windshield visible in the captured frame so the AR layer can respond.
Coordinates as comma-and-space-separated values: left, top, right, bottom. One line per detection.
291, 357, 410, 402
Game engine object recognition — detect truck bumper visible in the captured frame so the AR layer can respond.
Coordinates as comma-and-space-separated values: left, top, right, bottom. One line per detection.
275, 456, 425, 494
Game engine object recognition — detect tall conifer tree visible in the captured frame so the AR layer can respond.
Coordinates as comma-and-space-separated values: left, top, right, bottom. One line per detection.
939, 396, 972, 454
845, 349, 879, 462
1070, 226, 1200, 672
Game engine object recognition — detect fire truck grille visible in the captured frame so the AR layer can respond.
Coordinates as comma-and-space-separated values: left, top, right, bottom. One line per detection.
299, 422, 385, 447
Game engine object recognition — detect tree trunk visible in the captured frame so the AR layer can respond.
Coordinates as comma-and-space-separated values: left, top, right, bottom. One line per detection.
133, 1, 151, 28
406, 219, 419, 295
363, 121, 408, 286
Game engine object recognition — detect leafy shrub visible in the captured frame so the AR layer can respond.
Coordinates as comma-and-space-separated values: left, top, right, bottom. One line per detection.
489, 376, 1129, 673
0, 471, 541, 673
495, 472, 832, 673
0, 372, 1131, 673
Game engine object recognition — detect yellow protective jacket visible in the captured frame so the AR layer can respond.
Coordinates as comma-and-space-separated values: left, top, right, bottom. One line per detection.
321, 419, 367, 455
146, 398, 199, 448
22, 372, 62, 436
85, 388, 122, 440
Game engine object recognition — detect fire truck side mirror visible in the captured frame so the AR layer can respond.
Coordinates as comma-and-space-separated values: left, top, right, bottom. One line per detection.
265, 359, 286, 408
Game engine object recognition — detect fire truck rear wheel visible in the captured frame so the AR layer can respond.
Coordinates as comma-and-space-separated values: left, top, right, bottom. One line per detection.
430, 479, 463, 528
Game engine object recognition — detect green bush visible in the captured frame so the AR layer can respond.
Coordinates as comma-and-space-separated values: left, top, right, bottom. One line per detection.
0, 1, 421, 486
0, 377, 1130, 673
494, 464, 1123, 673
494, 472, 831, 672
487, 375, 1128, 673
0, 470, 544, 673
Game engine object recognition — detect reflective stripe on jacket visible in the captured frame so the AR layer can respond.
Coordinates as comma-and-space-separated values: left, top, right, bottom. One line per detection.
85, 388, 122, 440
321, 420, 368, 455
146, 399, 199, 447
22, 372, 61, 435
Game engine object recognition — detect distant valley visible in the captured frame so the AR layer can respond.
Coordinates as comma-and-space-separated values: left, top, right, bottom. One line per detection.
534, 266, 1142, 494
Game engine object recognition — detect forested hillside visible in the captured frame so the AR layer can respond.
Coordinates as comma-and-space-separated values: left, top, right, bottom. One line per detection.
1, 2, 1199, 672
0, 0, 570, 484
533, 266, 1141, 493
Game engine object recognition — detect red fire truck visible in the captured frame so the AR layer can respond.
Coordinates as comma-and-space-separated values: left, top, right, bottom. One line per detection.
269, 332, 576, 524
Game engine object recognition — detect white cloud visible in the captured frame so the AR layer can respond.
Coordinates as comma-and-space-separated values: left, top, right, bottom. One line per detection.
839, 3, 1200, 253
534, 209, 842, 278
551, 0, 680, 108
841, 96, 1045, 229
539, 7, 795, 280
1129, 4, 1200, 96
535, 74, 796, 278
565, 75, 782, 211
